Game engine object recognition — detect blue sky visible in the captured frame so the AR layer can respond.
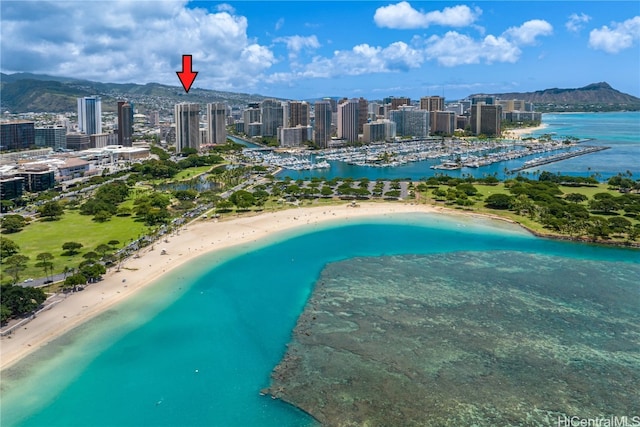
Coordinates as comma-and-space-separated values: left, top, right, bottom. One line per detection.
1, 1, 639, 101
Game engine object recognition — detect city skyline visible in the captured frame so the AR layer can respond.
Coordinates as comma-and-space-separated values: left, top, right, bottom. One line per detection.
1, 1, 639, 101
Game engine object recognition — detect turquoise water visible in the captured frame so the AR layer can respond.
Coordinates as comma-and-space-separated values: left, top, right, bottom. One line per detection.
273, 252, 640, 425
527, 112, 640, 178
278, 111, 640, 181
1, 213, 639, 426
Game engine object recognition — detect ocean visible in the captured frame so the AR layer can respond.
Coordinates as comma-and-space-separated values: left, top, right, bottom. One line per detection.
277, 111, 640, 181
1, 213, 638, 426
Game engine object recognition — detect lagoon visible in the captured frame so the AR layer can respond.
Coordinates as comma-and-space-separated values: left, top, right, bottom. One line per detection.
2, 212, 639, 426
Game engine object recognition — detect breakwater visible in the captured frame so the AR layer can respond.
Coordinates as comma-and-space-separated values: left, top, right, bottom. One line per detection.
510, 146, 610, 173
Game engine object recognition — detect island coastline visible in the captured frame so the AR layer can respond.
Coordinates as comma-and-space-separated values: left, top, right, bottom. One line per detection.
2, 197, 638, 372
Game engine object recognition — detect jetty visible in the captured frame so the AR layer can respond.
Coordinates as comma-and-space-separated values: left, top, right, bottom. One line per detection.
509, 146, 610, 173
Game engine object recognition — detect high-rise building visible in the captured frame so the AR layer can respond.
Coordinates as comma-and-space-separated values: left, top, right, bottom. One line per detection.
471, 96, 496, 105
314, 100, 332, 149
288, 101, 310, 127
117, 101, 134, 146
77, 96, 102, 135
445, 103, 464, 115
0, 120, 35, 151
207, 103, 227, 144
357, 97, 368, 133
337, 99, 359, 142
430, 111, 456, 136
386, 97, 411, 110
148, 111, 160, 126
470, 103, 502, 137
0, 176, 24, 200
420, 96, 445, 112
35, 125, 67, 150
279, 125, 312, 148
243, 106, 261, 129
174, 103, 201, 153
260, 99, 284, 137
363, 120, 388, 143
389, 106, 429, 137
65, 133, 91, 151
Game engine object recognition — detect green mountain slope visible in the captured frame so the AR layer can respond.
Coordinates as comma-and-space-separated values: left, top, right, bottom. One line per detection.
475, 82, 640, 112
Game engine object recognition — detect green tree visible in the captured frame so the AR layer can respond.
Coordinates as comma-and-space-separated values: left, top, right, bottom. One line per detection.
80, 263, 106, 283
229, 190, 255, 210
216, 200, 234, 213
35, 252, 54, 282
1, 199, 15, 213
38, 201, 64, 221
456, 183, 478, 196
62, 241, 84, 255
607, 216, 632, 234
173, 189, 198, 201
134, 193, 172, 225
4, 254, 29, 284
1, 215, 27, 233
565, 193, 588, 203
589, 198, 618, 213
96, 244, 112, 259
64, 273, 87, 291
181, 147, 198, 156
587, 217, 611, 240
1, 284, 46, 314
511, 194, 535, 216
93, 211, 112, 222
320, 186, 334, 197
485, 194, 514, 210
0, 237, 20, 260
253, 189, 270, 207
82, 251, 100, 261
1, 304, 11, 324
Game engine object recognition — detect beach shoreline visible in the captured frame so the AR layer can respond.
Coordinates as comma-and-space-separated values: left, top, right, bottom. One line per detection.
1, 202, 450, 371
2, 198, 637, 372
503, 123, 549, 138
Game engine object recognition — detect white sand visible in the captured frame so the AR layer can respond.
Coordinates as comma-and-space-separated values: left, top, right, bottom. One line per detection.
505, 123, 549, 138
1, 202, 458, 370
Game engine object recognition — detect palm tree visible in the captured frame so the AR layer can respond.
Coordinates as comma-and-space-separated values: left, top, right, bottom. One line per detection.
35, 252, 55, 282
63, 266, 75, 279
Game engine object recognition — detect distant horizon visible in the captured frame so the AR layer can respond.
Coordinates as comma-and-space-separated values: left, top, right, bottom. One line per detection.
1, 1, 638, 100
3, 72, 636, 105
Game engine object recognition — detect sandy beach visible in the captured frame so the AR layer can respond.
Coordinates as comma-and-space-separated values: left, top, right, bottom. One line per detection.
1, 202, 450, 371
504, 123, 549, 138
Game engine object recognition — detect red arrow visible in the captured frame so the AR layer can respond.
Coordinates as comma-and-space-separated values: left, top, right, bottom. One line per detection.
176, 54, 198, 93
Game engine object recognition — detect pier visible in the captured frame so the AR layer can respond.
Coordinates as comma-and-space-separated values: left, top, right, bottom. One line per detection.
509, 146, 610, 173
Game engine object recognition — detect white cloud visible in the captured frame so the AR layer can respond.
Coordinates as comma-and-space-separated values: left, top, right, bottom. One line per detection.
566, 13, 591, 33
0, 0, 275, 91
274, 35, 321, 59
422, 20, 552, 67
374, 2, 481, 29
503, 20, 553, 45
294, 41, 424, 78
425, 32, 521, 66
589, 16, 640, 53
216, 3, 235, 14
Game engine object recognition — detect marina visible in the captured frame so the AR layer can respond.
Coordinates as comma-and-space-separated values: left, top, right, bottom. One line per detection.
242, 136, 607, 174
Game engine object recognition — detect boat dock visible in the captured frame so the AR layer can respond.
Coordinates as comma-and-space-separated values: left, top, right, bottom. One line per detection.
510, 146, 610, 173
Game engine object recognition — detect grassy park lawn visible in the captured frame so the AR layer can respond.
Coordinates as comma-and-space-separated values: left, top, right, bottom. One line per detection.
558, 184, 610, 199
172, 165, 213, 181
3, 210, 150, 281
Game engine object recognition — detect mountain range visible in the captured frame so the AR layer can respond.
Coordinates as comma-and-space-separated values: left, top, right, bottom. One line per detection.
1, 73, 639, 114
0, 73, 274, 114
476, 82, 640, 112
